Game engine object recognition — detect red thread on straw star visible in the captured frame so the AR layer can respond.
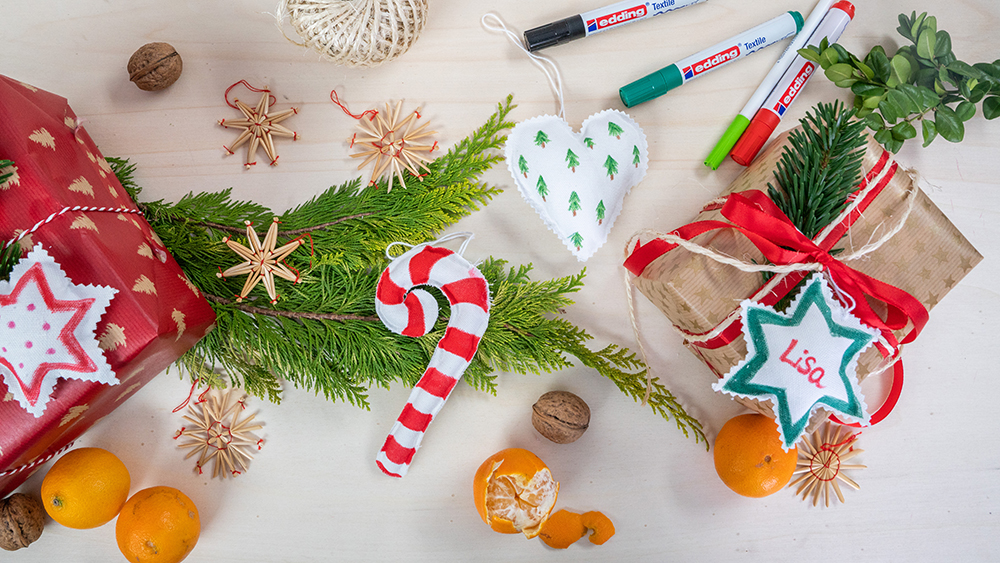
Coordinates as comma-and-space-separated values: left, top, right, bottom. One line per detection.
175, 388, 264, 479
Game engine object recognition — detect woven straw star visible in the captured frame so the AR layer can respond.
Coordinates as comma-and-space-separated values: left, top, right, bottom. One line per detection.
350, 100, 436, 191
175, 388, 263, 479
220, 90, 298, 168
788, 423, 866, 506
217, 218, 304, 303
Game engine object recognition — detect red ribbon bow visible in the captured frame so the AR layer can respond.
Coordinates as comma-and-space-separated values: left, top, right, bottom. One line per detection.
719, 190, 928, 346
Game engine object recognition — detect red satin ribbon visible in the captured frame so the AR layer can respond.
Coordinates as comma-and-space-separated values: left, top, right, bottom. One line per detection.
624, 153, 929, 427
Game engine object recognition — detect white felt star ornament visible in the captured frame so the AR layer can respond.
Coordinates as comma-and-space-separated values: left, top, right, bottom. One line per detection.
0, 245, 118, 417
217, 218, 305, 303
713, 274, 880, 450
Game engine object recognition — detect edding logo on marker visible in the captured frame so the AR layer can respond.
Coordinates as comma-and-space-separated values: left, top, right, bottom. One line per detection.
586, 5, 647, 32
682, 46, 741, 79
773, 62, 815, 115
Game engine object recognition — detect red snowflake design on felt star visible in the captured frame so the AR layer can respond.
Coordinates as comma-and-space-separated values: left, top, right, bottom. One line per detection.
0, 245, 117, 417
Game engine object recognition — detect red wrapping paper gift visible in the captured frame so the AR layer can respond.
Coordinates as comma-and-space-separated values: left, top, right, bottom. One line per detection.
0, 75, 216, 495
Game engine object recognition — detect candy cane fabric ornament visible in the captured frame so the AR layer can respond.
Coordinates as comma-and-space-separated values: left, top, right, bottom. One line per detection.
374, 233, 490, 478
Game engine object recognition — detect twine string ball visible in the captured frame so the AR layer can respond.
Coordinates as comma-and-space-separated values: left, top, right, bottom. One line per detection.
277, 0, 428, 67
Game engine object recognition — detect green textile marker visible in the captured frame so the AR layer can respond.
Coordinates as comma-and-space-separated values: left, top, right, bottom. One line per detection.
619, 11, 803, 108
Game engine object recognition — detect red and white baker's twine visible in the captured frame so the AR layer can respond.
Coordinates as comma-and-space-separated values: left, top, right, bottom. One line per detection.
7, 205, 144, 248
374, 235, 489, 478
0, 441, 75, 477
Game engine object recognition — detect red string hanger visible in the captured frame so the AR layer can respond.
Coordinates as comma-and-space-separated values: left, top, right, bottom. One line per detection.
218, 80, 299, 168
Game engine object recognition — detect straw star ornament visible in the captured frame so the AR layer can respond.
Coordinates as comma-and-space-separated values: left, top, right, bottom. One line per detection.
350, 100, 437, 191
219, 89, 298, 168
217, 218, 305, 303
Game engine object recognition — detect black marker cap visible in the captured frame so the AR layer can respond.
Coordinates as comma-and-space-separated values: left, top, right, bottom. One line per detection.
523, 16, 587, 52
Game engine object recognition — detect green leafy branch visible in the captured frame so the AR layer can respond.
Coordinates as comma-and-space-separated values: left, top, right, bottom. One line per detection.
801, 12, 1000, 152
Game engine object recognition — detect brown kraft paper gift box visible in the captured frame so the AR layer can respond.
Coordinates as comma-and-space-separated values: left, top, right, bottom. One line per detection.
623, 129, 982, 422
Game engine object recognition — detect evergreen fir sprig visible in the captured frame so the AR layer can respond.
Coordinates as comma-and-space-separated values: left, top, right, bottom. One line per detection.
802, 12, 1000, 152
105, 96, 702, 441
0, 160, 19, 279
768, 101, 867, 240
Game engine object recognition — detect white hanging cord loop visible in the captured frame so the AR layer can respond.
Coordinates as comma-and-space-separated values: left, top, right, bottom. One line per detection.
385, 231, 475, 260
481, 13, 565, 119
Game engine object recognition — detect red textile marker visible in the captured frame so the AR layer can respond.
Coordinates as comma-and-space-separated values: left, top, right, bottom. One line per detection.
730, 1, 855, 166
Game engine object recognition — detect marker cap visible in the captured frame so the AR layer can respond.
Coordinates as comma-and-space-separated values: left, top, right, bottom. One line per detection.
730, 109, 781, 166
704, 115, 751, 169
523, 16, 587, 52
619, 65, 684, 108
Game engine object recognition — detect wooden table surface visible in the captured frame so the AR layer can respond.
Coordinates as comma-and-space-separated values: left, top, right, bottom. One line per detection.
3, 1, 998, 561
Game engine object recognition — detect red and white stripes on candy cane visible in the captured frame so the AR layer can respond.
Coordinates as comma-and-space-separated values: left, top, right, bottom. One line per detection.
374, 241, 490, 478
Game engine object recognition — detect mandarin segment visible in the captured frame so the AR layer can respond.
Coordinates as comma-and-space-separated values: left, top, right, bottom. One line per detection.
40, 448, 131, 529
713, 413, 798, 498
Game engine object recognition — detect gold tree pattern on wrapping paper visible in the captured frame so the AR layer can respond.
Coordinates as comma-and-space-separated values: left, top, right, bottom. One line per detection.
219, 90, 298, 168
350, 100, 437, 191
217, 218, 305, 303
788, 423, 866, 506
175, 388, 264, 479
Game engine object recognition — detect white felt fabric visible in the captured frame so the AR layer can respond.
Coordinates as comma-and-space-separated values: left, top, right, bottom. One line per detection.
504, 110, 648, 261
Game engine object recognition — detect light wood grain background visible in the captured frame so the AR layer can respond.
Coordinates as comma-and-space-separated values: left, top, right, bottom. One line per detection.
3, 1, 998, 561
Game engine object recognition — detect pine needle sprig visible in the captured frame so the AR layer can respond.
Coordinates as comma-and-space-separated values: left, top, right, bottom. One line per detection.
768, 101, 868, 239
98, 96, 703, 442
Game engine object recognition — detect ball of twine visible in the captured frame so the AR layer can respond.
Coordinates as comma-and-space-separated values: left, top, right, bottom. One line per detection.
277, 0, 428, 68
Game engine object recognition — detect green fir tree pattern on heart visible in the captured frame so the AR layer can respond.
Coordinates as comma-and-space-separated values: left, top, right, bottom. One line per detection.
534, 130, 550, 148
604, 155, 619, 180
596, 200, 606, 225
518, 155, 529, 178
569, 231, 584, 250
565, 148, 580, 172
568, 191, 582, 216
536, 175, 549, 201
632, 145, 641, 168
584, 137, 595, 149
608, 122, 624, 139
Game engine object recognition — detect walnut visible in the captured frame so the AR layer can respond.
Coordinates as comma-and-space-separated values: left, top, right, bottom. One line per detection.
0, 493, 45, 551
532, 391, 590, 444
127, 42, 182, 91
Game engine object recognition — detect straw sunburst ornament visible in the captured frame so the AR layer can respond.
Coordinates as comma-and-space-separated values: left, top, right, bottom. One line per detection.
789, 423, 866, 506
350, 100, 437, 191
175, 388, 264, 479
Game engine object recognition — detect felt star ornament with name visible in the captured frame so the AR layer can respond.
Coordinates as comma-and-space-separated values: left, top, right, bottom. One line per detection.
0, 245, 118, 418
713, 274, 880, 450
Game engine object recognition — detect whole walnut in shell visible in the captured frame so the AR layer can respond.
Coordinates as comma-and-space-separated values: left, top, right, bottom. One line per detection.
532, 391, 590, 444
127, 42, 182, 91
0, 493, 45, 551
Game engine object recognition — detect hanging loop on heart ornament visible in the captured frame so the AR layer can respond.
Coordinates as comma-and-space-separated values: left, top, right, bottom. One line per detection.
276, 0, 428, 67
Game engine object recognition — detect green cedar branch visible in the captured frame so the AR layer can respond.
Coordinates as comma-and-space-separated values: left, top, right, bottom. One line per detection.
103, 96, 702, 441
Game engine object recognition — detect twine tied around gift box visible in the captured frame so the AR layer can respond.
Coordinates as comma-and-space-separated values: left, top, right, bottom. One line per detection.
625, 158, 927, 406
4, 205, 145, 252
275, 0, 428, 67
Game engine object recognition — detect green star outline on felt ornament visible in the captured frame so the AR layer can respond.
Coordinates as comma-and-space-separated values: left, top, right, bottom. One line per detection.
713, 274, 879, 450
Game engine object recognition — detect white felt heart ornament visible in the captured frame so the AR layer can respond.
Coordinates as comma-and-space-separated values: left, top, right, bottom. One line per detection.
504, 109, 648, 261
